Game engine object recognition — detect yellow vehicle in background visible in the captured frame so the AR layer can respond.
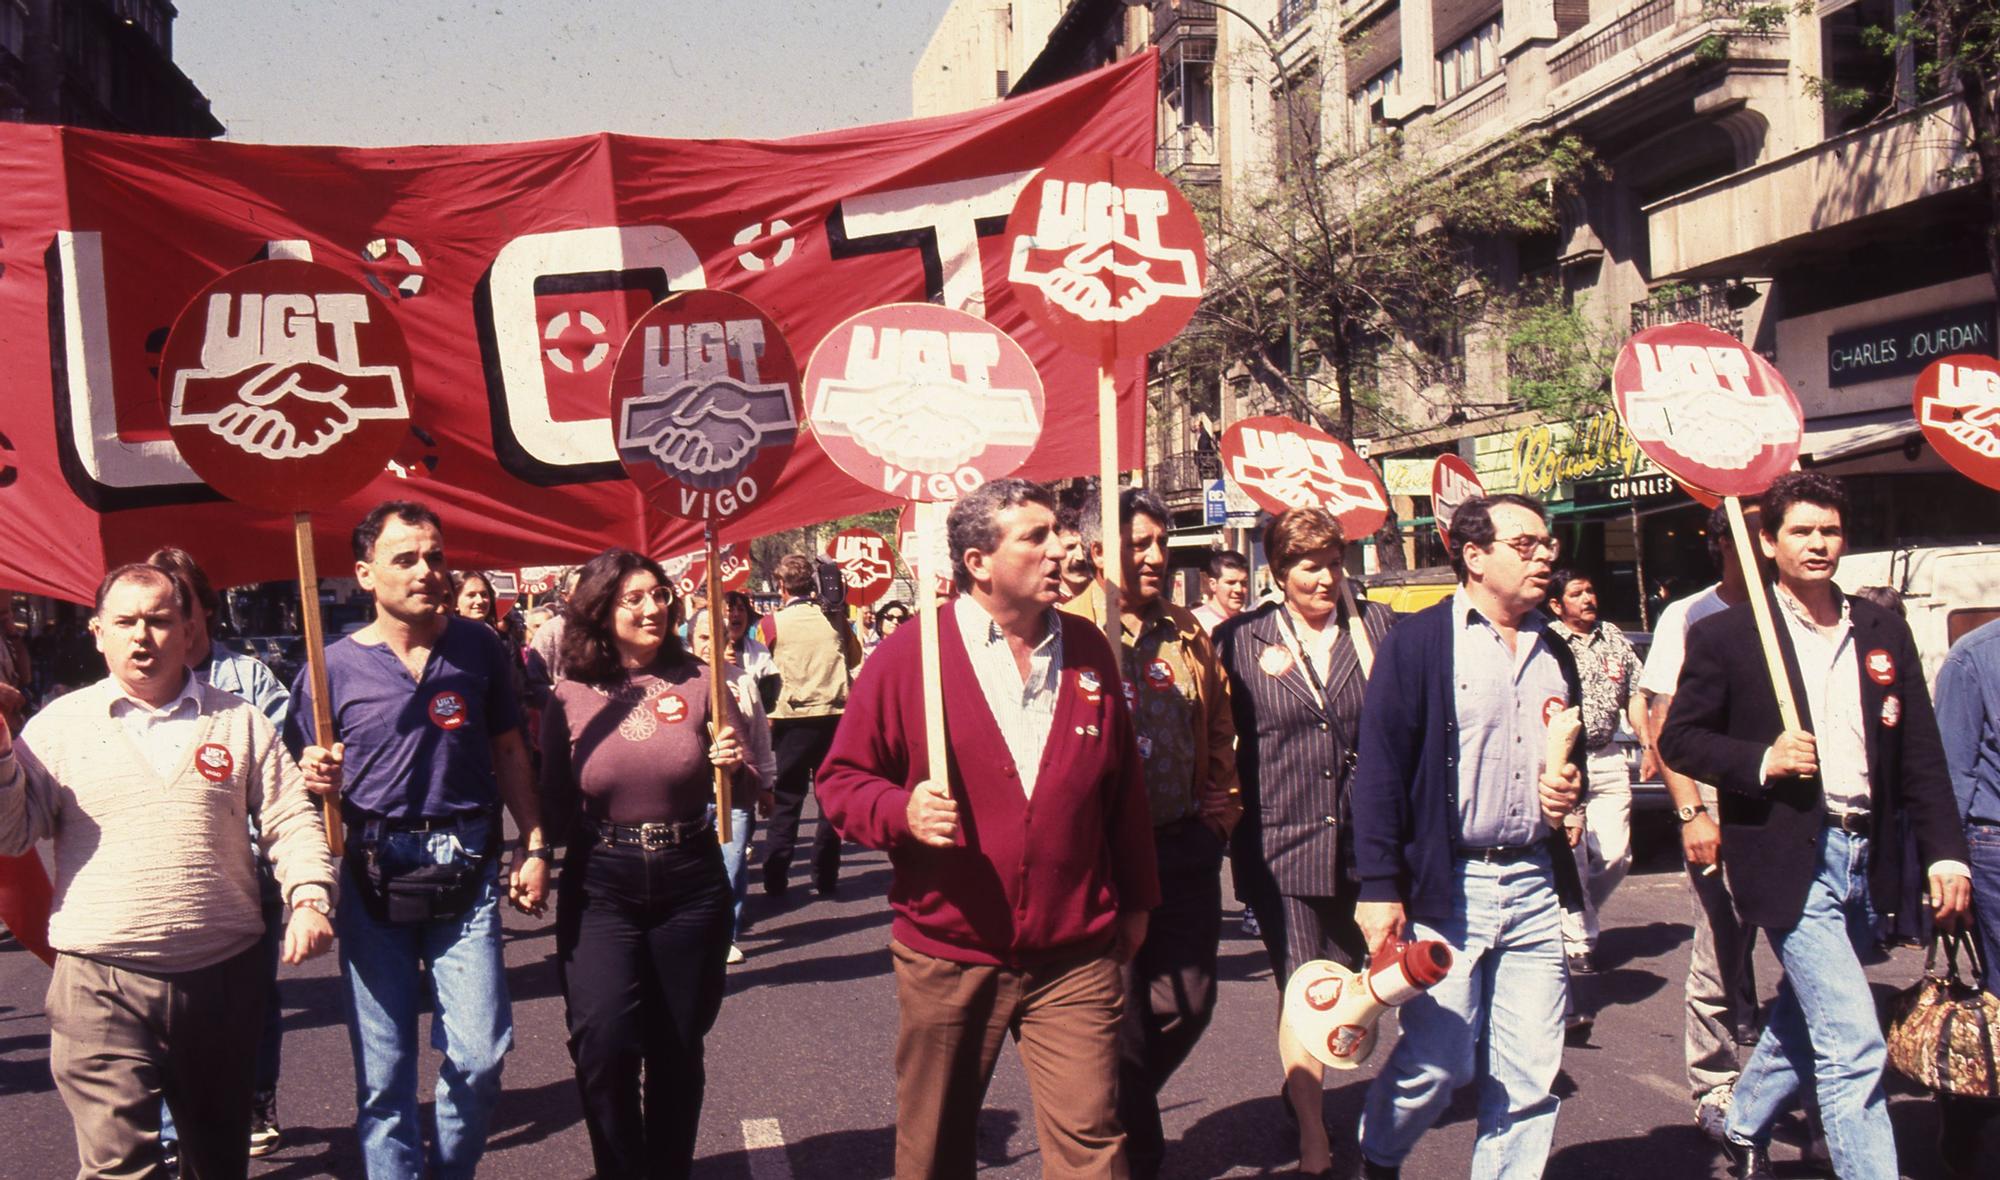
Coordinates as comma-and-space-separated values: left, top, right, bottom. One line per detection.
1354, 567, 1459, 615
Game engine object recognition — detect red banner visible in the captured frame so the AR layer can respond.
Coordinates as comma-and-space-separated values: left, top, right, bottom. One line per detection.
0, 55, 1157, 603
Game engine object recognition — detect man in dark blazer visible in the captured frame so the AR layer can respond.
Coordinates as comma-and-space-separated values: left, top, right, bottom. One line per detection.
1659, 471, 1969, 1180
1350, 493, 1585, 1180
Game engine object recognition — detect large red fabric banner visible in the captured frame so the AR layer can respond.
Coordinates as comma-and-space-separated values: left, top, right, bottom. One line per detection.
0, 54, 1157, 603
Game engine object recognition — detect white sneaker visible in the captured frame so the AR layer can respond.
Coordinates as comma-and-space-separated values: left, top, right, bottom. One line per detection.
726, 944, 746, 965
1695, 1082, 1734, 1144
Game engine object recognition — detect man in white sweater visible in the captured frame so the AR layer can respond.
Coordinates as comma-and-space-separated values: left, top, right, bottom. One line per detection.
0, 564, 336, 1180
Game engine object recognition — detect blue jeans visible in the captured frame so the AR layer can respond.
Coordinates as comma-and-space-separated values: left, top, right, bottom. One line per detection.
1968, 822, 2000, 999
717, 805, 756, 940
1360, 849, 1568, 1179
336, 819, 513, 1180
1725, 829, 1894, 1179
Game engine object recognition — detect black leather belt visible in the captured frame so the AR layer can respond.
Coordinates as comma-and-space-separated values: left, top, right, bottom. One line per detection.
587, 816, 713, 850
1825, 812, 1873, 835
1456, 844, 1542, 864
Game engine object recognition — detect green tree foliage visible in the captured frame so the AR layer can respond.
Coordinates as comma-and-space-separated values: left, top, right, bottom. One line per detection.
1190, 128, 1601, 443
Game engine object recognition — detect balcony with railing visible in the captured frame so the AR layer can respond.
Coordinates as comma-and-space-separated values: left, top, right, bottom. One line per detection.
1154, 0, 1217, 37
1630, 279, 1744, 337
1158, 122, 1221, 185
1151, 449, 1222, 505
1548, 0, 1675, 85
1271, 0, 1317, 40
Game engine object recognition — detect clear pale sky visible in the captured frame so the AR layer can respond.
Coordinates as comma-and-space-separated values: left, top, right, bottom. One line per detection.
174, 1, 955, 146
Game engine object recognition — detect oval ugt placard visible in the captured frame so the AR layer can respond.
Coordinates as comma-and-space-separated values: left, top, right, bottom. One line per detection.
664, 545, 753, 599
1915, 354, 2000, 491
1004, 152, 1208, 361
159, 259, 414, 513
610, 290, 803, 522
1219, 416, 1390, 540
1612, 323, 1802, 499
1430, 453, 1485, 547
805, 303, 1045, 503
825, 528, 897, 608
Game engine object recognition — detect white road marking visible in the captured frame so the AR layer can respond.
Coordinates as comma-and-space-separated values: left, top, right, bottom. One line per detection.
742, 1117, 792, 1180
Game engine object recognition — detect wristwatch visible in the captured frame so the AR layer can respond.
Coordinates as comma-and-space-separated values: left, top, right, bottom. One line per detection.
1675, 803, 1708, 823
293, 897, 332, 918
520, 845, 554, 863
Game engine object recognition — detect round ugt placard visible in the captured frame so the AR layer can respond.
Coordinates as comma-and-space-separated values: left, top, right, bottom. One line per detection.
610, 290, 803, 521
1430, 453, 1484, 547
1612, 323, 1802, 499
159, 259, 414, 513
825, 528, 897, 608
1004, 152, 1208, 361
1219, 415, 1390, 540
1915, 354, 2000, 491
805, 303, 1045, 503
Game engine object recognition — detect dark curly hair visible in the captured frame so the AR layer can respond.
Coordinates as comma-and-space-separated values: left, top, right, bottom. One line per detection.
559, 548, 686, 684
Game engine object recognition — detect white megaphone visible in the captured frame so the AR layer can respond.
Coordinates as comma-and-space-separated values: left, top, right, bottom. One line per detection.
1282, 940, 1455, 1070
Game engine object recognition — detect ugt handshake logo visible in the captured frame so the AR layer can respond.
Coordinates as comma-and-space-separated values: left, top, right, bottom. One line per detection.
1919, 361, 2000, 460
1009, 178, 1200, 324
832, 534, 892, 587
168, 292, 409, 461
615, 319, 799, 490
1229, 428, 1388, 516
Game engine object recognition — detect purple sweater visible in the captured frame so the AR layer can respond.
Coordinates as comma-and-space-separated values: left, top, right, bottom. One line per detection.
540, 659, 743, 830
816, 610, 1160, 967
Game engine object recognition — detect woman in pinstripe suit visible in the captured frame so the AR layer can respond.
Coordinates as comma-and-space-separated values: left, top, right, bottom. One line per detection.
1215, 507, 1395, 1176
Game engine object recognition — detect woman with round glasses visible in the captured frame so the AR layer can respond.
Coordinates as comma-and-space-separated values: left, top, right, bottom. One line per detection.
542, 548, 746, 1178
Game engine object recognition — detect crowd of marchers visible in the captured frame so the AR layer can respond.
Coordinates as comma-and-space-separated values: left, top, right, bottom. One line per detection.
0, 469, 1996, 1180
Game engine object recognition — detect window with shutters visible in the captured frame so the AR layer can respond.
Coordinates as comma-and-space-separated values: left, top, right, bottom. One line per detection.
1344, 5, 1402, 147
1435, 17, 1502, 103
1351, 64, 1401, 146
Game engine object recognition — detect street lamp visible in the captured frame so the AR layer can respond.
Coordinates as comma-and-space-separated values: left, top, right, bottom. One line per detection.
1130, 0, 1310, 422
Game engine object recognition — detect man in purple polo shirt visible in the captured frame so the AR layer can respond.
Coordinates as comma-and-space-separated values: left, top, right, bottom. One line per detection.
287, 500, 548, 1180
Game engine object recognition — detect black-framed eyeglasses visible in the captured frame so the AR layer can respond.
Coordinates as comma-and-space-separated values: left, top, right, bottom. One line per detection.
1492, 533, 1561, 561
616, 587, 673, 611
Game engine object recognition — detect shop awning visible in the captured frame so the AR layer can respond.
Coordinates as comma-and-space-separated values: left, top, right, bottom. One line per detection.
1802, 408, 1920, 465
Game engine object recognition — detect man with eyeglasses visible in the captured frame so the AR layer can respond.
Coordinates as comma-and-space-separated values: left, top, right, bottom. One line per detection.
1351, 493, 1586, 1180
286, 499, 549, 1180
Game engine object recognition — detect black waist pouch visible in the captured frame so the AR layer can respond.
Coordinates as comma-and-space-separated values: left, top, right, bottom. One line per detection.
347, 835, 492, 925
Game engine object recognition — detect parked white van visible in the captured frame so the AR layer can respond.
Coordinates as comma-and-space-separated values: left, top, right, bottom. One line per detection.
1835, 543, 2000, 688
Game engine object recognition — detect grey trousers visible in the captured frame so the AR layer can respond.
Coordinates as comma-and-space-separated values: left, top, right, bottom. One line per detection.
1684, 783, 1758, 1101
47, 943, 265, 1180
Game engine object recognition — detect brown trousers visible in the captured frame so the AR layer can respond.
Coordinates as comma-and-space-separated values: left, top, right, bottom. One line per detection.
47, 943, 265, 1180
891, 938, 1128, 1180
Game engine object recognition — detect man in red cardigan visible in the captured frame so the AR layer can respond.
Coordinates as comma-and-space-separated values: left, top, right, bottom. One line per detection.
818, 477, 1161, 1180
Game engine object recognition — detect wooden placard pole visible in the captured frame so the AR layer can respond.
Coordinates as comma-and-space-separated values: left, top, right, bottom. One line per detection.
1723, 495, 1802, 732
705, 522, 732, 846
291, 513, 343, 857
917, 500, 950, 789
1097, 364, 1122, 646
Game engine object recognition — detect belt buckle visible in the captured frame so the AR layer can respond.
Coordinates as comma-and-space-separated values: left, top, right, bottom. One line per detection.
640, 823, 673, 850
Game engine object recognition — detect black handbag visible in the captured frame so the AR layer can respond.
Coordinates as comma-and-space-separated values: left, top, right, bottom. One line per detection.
347, 829, 494, 926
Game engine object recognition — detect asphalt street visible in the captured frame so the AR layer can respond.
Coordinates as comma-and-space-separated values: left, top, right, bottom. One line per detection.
0, 816, 1979, 1179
